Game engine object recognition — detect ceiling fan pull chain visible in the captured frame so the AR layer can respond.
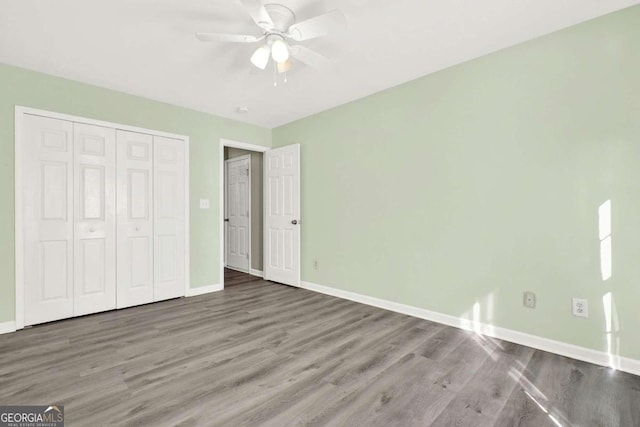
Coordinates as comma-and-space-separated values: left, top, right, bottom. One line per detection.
273, 61, 278, 87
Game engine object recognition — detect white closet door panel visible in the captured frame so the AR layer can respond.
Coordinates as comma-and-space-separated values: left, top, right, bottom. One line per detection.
23, 114, 74, 325
116, 130, 154, 308
73, 123, 117, 315
153, 135, 185, 301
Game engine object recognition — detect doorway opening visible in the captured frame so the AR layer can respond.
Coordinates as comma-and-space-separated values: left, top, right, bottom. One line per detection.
219, 139, 268, 288
219, 139, 301, 290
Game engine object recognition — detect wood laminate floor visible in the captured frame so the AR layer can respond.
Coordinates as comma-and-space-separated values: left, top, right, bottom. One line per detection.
224, 268, 262, 288
1, 269, 639, 426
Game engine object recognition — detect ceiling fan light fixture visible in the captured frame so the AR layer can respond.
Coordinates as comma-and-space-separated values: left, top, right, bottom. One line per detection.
270, 38, 290, 63
277, 58, 292, 73
250, 44, 271, 69
196, 2, 346, 78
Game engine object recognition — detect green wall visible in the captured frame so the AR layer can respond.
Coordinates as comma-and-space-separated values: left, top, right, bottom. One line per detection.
0, 63, 271, 323
273, 6, 640, 359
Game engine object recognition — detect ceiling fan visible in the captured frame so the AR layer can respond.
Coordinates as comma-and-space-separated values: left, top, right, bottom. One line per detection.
196, 0, 345, 75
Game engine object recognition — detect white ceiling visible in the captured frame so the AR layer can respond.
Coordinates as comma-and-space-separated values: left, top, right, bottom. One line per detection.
0, 0, 637, 128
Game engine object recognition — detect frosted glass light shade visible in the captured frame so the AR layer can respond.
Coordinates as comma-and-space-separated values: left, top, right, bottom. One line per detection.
250, 45, 270, 69
271, 39, 289, 63
277, 58, 292, 73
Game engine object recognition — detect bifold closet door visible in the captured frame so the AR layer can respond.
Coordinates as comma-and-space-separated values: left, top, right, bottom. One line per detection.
73, 123, 117, 316
22, 114, 186, 324
116, 130, 155, 308
23, 115, 75, 326
153, 136, 185, 301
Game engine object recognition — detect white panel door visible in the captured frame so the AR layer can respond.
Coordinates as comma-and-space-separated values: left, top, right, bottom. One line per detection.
23, 114, 74, 325
116, 130, 154, 308
73, 123, 117, 316
225, 156, 250, 272
153, 136, 185, 301
264, 144, 300, 287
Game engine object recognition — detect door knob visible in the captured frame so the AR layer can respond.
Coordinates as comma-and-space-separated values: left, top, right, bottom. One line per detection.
291, 220, 298, 225
224, 218, 230, 222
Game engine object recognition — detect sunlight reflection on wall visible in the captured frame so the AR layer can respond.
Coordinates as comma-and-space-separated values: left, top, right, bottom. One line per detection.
599, 200, 619, 370
603, 292, 620, 369
598, 200, 612, 281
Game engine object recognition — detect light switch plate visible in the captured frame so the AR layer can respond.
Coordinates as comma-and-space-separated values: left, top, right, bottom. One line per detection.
199, 199, 210, 209
523, 291, 536, 308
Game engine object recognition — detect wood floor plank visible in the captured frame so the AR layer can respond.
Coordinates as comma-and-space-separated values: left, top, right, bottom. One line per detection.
305, 353, 452, 427
430, 341, 536, 427
1, 269, 638, 426
495, 349, 640, 427
425, 333, 495, 393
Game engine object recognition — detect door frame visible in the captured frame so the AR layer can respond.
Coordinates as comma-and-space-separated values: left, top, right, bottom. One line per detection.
224, 154, 252, 273
15, 106, 190, 330
219, 139, 268, 288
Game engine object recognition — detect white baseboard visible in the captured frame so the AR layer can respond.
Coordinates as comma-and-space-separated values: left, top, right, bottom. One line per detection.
0, 321, 16, 335
300, 281, 640, 377
224, 266, 263, 277
225, 266, 250, 274
186, 283, 223, 297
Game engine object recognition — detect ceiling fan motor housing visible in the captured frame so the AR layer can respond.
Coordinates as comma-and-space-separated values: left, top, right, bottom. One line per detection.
263, 4, 296, 32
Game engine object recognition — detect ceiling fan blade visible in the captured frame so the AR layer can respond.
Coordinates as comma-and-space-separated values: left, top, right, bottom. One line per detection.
290, 45, 331, 68
196, 32, 264, 43
287, 9, 346, 41
238, 0, 274, 30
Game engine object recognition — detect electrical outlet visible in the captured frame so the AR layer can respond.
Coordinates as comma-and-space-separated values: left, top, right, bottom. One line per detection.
572, 298, 588, 318
313, 260, 319, 270
199, 199, 210, 209
523, 291, 536, 308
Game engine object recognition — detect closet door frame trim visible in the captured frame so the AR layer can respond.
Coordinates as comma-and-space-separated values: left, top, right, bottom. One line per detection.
15, 106, 191, 330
